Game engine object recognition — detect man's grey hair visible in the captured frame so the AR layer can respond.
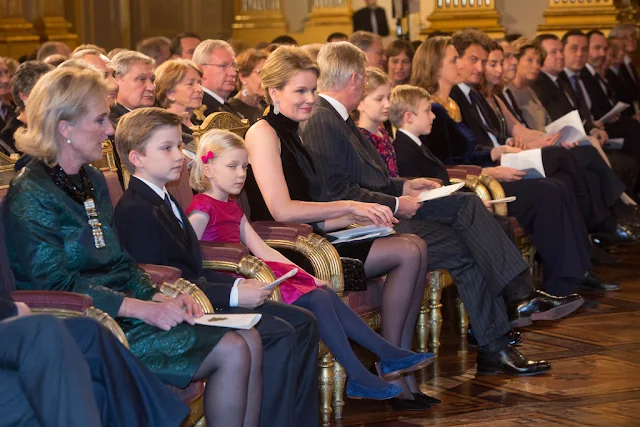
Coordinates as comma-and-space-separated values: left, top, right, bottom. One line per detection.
111, 50, 155, 77
349, 31, 381, 53
610, 23, 639, 39
192, 39, 234, 65
317, 41, 367, 92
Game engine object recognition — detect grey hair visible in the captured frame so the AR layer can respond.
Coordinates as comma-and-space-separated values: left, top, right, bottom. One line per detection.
610, 23, 639, 39
111, 50, 155, 77
317, 41, 366, 92
192, 39, 234, 66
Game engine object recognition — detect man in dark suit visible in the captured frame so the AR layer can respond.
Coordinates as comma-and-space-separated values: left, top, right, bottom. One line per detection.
302, 41, 583, 377
111, 50, 156, 123
192, 39, 245, 120
113, 107, 319, 427
350, 30, 387, 70
609, 23, 640, 103
533, 33, 640, 204
353, 0, 390, 37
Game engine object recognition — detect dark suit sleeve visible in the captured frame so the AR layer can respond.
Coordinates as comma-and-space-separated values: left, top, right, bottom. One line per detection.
114, 202, 170, 267
377, 7, 390, 37
302, 110, 399, 210
395, 138, 425, 178
0, 297, 17, 321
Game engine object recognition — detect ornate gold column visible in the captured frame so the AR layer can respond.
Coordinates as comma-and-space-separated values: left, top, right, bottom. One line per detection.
32, 0, 78, 48
0, 0, 40, 58
298, 0, 352, 45
420, 0, 504, 38
537, 0, 637, 36
232, 0, 288, 46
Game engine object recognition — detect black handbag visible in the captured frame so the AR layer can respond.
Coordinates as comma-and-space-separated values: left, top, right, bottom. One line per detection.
341, 257, 368, 292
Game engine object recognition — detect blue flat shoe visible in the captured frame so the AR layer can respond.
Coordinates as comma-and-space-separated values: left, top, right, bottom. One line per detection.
377, 352, 436, 380
346, 380, 403, 400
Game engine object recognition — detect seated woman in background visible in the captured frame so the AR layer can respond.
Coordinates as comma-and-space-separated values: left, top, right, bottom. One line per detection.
385, 39, 414, 87
187, 129, 435, 402
228, 49, 269, 124
243, 45, 440, 410
2, 66, 261, 427
154, 58, 204, 150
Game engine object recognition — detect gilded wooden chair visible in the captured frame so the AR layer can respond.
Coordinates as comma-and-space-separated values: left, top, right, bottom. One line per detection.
0, 152, 17, 166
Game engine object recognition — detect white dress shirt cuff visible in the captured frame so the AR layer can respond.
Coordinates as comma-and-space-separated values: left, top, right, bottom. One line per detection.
230, 278, 243, 307
394, 197, 399, 215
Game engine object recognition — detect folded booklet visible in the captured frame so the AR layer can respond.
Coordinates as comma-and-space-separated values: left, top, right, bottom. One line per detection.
326, 225, 394, 245
194, 313, 262, 330
545, 110, 590, 146
501, 148, 546, 179
261, 268, 298, 291
597, 102, 630, 125
417, 182, 465, 202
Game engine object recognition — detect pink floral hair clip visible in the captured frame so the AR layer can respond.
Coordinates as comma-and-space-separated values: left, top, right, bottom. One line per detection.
201, 151, 215, 164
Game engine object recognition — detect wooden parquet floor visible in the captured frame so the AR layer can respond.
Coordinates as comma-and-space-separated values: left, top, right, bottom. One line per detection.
332, 246, 640, 427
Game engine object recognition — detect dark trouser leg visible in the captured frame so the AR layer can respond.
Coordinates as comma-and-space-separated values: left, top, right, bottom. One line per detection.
63, 317, 189, 427
501, 179, 591, 295
606, 120, 640, 193
0, 316, 102, 427
250, 301, 319, 427
395, 193, 526, 346
605, 151, 639, 194
569, 145, 626, 208
542, 145, 612, 230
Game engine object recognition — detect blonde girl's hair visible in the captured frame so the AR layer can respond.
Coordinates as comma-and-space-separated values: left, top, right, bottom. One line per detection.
15, 66, 107, 167
190, 129, 247, 192
352, 66, 392, 122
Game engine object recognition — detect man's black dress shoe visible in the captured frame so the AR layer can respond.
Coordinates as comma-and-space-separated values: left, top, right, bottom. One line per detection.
412, 392, 441, 406
508, 290, 584, 327
476, 347, 551, 376
388, 393, 440, 411
467, 328, 522, 347
581, 271, 621, 291
593, 225, 638, 247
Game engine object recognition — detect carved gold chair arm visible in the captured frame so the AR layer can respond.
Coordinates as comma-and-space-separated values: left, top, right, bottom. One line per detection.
85, 307, 129, 348
478, 174, 508, 216
160, 278, 216, 313
449, 175, 493, 207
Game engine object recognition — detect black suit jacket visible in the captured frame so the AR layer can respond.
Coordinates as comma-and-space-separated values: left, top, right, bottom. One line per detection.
619, 62, 640, 101
109, 103, 130, 125
580, 67, 615, 121
201, 92, 244, 120
450, 85, 497, 150
607, 67, 638, 106
300, 96, 404, 210
352, 7, 389, 36
394, 130, 451, 184
114, 176, 235, 308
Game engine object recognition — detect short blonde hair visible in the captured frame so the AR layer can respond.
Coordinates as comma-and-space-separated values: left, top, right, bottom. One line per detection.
192, 39, 234, 66
190, 129, 247, 192
389, 84, 431, 128
15, 67, 108, 166
317, 41, 366, 92
154, 59, 203, 108
115, 107, 183, 174
111, 50, 155, 77
260, 46, 319, 105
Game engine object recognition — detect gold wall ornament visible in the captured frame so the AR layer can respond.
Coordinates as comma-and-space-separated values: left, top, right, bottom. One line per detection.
232, 0, 288, 46
0, 0, 40, 58
537, 0, 634, 35
421, 0, 504, 38
299, 0, 353, 45
31, 0, 78, 48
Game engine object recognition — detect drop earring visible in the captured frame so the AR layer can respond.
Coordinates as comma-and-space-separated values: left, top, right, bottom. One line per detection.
66, 138, 71, 145
273, 100, 280, 115
241, 82, 248, 97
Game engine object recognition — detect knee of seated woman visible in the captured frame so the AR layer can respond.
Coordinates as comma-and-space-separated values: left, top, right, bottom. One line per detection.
218, 331, 251, 362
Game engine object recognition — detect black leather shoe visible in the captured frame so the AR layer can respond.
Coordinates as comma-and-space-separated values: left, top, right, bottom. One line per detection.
508, 290, 584, 327
389, 394, 440, 411
477, 347, 551, 376
468, 328, 522, 347
593, 225, 638, 247
581, 271, 622, 292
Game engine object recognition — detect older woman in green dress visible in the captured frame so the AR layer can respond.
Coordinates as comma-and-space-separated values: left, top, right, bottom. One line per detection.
2, 66, 261, 427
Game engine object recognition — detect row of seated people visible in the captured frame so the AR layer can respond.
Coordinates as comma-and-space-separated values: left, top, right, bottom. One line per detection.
1, 27, 637, 426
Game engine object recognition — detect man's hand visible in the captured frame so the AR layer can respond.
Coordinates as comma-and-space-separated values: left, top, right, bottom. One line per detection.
403, 178, 441, 197
237, 279, 271, 309
490, 145, 521, 162
591, 128, 609, 145
507, 136, 529, 149
529, 132, 560, 148
396, 196, 422, 219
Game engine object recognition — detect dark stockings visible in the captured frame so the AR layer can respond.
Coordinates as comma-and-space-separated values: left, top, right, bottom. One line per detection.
294, 286, 413, 389
364, 234, 429, 398
194, 330, 261, 427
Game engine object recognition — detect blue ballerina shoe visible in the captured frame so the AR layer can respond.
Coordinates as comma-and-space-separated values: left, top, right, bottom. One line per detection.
377, 352, 436, 380
345, 380, 403, 400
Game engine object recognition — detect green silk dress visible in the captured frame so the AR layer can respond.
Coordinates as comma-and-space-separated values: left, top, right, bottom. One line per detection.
3, 161, 225, 388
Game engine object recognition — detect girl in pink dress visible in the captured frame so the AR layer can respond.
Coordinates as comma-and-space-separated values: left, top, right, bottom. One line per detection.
186, 129, 435, 401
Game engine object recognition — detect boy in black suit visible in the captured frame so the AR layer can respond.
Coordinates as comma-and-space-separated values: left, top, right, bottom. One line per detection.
113, 107, 319, 427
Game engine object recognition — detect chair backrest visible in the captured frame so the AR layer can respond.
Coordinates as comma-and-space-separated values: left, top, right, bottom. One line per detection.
166, 161, 194, 211
102, 169, 124, 208
191, 112, 250, 149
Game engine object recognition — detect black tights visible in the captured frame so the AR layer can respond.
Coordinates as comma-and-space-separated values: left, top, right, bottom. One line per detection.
193, 329, 262, 427
364, 234, 429, 398
294, 286, 413, 389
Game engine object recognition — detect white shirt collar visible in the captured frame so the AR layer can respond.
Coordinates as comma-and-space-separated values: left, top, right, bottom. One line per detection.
543, 71, 559, 82
133, 175, 169, 200
458, 82, 472, 103
624, 55, 633, 66
585, 63, 597, 76
319, 93, 349, 120
563, 67, 580, 79
203, 87, 226, 105
397, 128, 421, 146
609, 64, 621, 75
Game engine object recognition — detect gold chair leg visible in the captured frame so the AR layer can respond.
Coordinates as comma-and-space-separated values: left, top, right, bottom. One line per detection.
332, 360, 346, 420
416, 297, 430, 353
319, 353, 335, 425
456, 297, 469, 336
428, 272, 443, 354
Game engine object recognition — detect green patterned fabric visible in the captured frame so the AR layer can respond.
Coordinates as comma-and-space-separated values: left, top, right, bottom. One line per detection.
3, 161, 224, 387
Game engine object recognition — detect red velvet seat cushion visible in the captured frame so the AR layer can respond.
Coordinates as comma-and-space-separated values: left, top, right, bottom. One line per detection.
11, 290, 93, 312
138, 264, 182, 285
199, 242, 250, 263
343, 277, 385, 315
